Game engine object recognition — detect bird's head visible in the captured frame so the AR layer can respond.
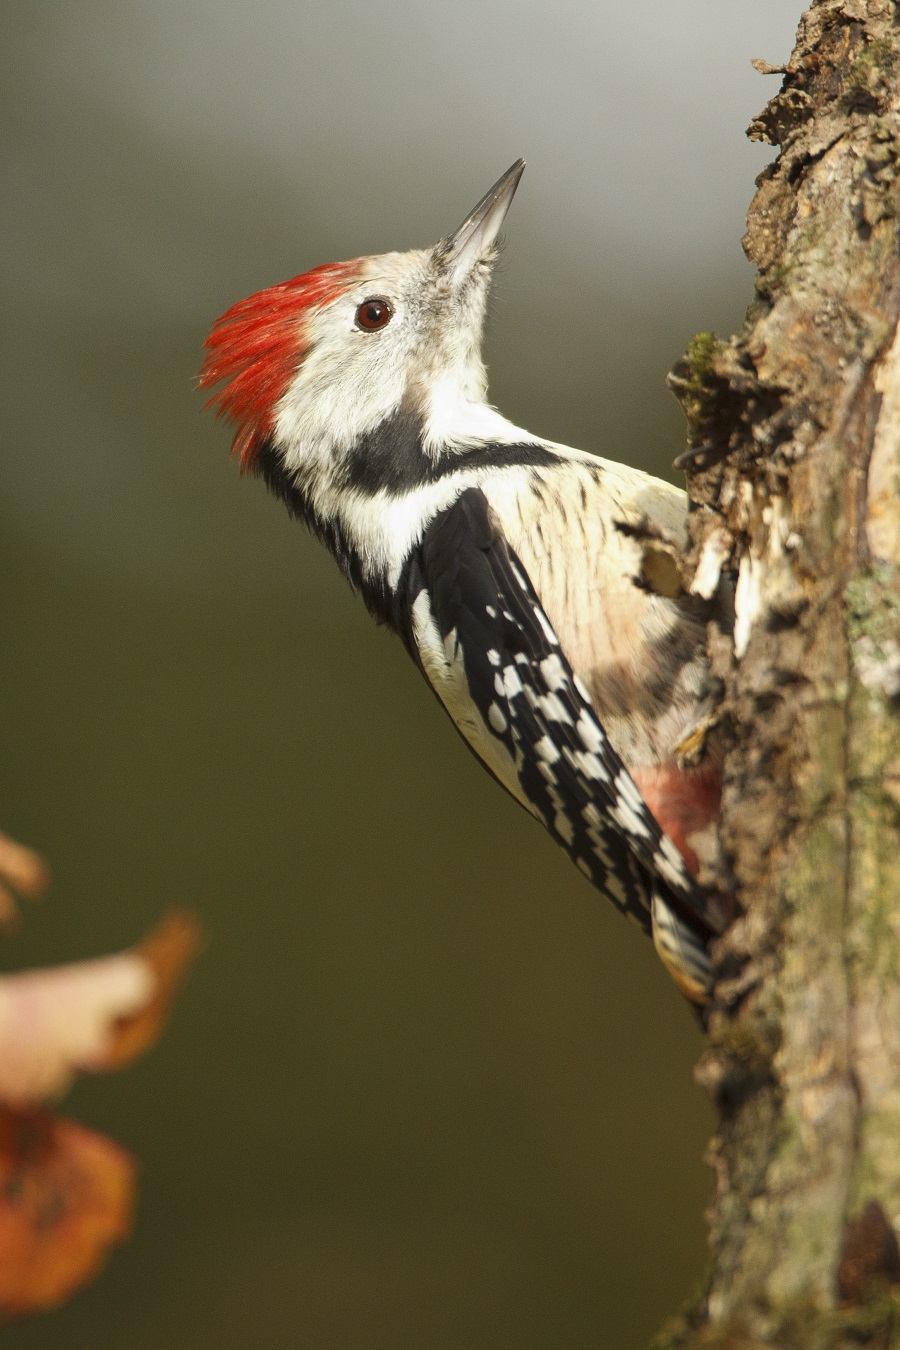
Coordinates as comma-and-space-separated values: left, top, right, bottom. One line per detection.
199, 160, 526, 480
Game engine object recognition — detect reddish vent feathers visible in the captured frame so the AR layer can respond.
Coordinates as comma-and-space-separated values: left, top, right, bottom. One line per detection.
199, 261, 357, 470
631, 762, 721, 878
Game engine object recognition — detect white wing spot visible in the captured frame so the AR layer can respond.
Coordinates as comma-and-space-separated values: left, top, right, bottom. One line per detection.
539, 654, 567, 691
488, 702, 508, 734
554, 810, 574, 845
576, 711, 605, 754
654, 840, 690, 890
593, 843, 616, 870
487, 649, 502, 667
562, 747, 608, 783
539, 692, 573, 724
502, 666, 523, 698
615, 769, 646, 813
534, 606, 560, 647
604, 874, 630, 906
574, 750, 608, 781
611, 797, 652, 840
535, 734, 560, 763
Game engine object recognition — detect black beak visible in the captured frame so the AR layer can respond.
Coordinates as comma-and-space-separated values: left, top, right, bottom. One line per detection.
442, 159, 526, 286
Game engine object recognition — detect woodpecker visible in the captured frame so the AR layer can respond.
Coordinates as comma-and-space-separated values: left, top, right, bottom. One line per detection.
200, 160, 725, 1004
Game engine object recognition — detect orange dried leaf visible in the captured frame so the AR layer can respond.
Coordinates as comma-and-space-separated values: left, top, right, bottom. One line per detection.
97, 909, 204, 1071
0, 884, 20, 928
0, 832, 50, 902
0, 1105, 134, 1319
0, 909, 203, 1104
0, 832, 50, 929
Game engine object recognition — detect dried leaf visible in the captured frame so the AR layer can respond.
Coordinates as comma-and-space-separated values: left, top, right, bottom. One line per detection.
0, 1106, 134, 1319
0, 832, 50, 900
0, 828, 203, 1319
0, 832, 50, 928
0, 955, 153, 1105
97, 909, 204, 1071
0, 885, 19, 928
0, 910, 203, 1105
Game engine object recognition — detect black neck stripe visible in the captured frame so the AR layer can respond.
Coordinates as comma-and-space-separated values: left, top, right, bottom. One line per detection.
253, 413, 561, 624
340, 409, 559, 493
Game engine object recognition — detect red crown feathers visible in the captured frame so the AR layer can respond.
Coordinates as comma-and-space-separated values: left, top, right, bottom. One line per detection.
199, 261, 357, 470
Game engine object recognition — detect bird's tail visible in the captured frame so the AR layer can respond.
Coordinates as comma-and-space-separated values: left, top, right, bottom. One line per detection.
650, 887, 713, 1006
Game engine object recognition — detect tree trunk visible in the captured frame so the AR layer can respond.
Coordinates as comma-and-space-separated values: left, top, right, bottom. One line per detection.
658, 3, 900, 1346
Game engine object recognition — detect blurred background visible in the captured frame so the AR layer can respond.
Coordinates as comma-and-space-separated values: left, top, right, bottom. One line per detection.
2, 3, 796, 1346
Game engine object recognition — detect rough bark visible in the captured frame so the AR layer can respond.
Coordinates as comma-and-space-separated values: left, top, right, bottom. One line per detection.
657, 4, 900, 1346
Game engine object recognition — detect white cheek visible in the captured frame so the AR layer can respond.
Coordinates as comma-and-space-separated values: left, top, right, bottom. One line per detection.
273, 322, 411, 464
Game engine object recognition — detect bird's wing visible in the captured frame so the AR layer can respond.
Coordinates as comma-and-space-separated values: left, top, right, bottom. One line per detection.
397, 486, 722, 953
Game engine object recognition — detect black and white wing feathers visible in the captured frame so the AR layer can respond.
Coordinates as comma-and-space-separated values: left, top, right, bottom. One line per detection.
397, 487, 721, 955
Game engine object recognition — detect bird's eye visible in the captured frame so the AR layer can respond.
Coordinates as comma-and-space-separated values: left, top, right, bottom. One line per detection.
355, 298, 393, 331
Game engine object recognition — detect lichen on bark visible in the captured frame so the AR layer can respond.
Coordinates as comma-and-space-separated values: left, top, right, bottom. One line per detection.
657, 3, 900, 1346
